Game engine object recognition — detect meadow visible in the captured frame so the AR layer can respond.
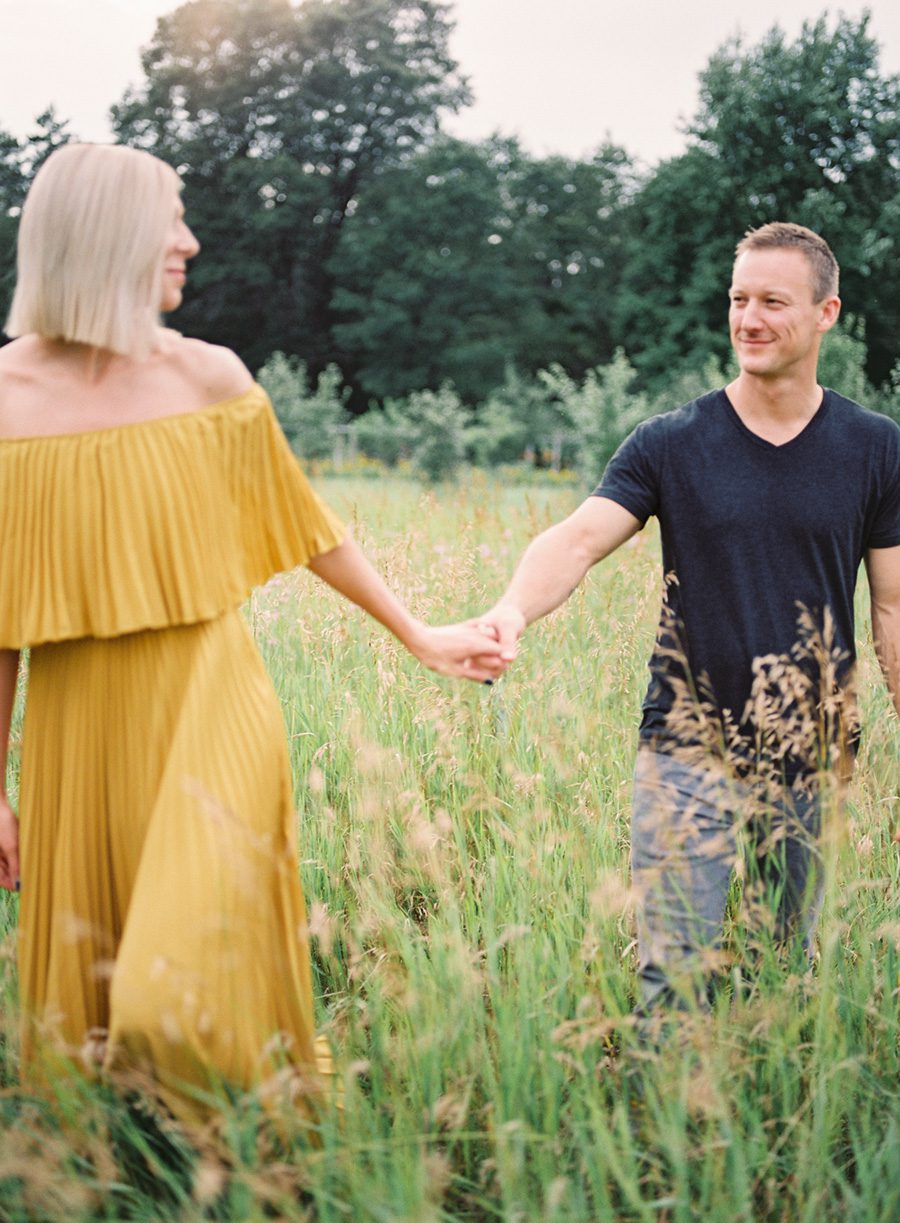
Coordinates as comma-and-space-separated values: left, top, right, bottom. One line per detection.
1, 472, 897, 1221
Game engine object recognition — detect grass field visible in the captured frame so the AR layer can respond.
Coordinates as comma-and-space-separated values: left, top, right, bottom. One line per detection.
1, 472, 898, 1221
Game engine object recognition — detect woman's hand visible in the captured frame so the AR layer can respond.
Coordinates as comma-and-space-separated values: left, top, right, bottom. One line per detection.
407, 619, 508, 682
0, 797, 19, 892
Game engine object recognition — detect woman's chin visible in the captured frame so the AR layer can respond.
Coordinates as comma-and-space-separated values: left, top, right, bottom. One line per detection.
159, 294, 182, 314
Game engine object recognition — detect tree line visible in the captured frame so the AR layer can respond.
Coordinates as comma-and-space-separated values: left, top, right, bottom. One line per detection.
1, 0, 898, 429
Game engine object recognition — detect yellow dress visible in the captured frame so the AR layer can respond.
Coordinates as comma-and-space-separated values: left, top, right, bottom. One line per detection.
0, 385, 345, 1118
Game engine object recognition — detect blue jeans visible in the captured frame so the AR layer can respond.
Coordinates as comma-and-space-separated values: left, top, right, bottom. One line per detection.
631, 749, 824, 1009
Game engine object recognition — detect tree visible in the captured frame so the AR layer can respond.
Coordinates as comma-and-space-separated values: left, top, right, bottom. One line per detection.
330, 135, 636, 402
618, 13, 899, 388
0, 130, 25, 327
0, 109, 74, 331
330, 137, 517, 401
112, 0, 468, 372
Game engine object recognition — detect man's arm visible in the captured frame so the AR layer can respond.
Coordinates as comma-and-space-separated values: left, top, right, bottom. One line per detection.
0, 649, 20, 891
481, 496, 643, 658
865, 544, 900, 717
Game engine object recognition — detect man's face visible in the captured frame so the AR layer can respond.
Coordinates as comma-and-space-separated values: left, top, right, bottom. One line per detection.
728, 247, 840, 380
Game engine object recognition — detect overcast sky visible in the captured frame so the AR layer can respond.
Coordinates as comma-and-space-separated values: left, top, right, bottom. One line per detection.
1, 0, 898, 167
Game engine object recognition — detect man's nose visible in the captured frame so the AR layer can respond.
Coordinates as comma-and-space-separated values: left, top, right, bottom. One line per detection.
740, 299, 764, 329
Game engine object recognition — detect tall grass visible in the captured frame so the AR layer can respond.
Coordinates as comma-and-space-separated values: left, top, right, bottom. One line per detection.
1, 473, 897, 1220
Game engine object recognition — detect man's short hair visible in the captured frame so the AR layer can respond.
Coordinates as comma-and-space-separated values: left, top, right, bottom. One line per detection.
734, 222, 840, 303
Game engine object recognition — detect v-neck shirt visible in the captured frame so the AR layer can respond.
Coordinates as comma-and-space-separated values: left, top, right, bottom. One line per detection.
595, 388, 900, 778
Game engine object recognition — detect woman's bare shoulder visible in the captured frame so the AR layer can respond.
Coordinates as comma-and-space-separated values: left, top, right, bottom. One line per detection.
162, 334, 255, 404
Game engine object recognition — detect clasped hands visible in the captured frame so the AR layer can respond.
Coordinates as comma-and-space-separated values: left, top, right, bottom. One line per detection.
410, 603, 526, 683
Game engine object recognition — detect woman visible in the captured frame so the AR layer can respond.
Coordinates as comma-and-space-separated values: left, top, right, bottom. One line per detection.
0, 143, 502, 1119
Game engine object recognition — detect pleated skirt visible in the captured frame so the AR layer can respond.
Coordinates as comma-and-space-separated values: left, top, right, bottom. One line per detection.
17, 608, 329, 1118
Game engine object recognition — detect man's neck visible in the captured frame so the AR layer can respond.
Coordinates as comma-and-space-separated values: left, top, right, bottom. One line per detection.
725, 372, 824, 445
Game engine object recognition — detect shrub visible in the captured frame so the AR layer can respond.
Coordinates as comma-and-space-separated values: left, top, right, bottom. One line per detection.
353, 399, 419, 466
467, 366, 573, 468
406, 385, 471, 482
869, 361, 900, 425
257, 352, 350, 459
649, 354, 735, 410
818, 320, 900, 424
818, 319, 869, 403
354, 386, 470, 480
540, 349, 653, 480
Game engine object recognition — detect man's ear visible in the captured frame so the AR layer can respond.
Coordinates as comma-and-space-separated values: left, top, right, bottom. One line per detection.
817, 295, 841, 334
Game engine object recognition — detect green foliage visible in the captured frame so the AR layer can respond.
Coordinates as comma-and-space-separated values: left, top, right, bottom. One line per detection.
331, 135, 635, 400
330, 137, 516, 400
257, 350, 350, 458
689, 13, 899, 385
817, 318, 900, 424
818, 318, 870, 402
0, 130, 23, 328
405, 384, 470, 481
649, 353, 735, 411
464, 364, 573, 468
352, 398, 419, 467
541, 349, 653, 478
18, 108, 74, 177
112, 0, 468, 372
869, 364, 900, 426
349, 353, 660, 478
351, 385, 471, 480
4, 5, 898, 408
0, 109, 75, 329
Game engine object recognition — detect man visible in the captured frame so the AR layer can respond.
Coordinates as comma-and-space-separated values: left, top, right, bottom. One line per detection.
481, 223, 900, 1011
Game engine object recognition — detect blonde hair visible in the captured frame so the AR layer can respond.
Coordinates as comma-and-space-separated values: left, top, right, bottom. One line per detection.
735, 222, 839, 303
5, 143, 182, 359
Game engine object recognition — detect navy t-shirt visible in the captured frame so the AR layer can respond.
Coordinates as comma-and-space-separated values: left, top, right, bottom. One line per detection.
595, 388, 900, 778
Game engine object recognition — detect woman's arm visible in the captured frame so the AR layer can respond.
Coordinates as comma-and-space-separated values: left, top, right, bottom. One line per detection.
307, 535, 505, 683
0, 649, 20, 891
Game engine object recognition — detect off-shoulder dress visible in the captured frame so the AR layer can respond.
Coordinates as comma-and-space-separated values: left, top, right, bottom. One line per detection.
0, 384, 344, 1116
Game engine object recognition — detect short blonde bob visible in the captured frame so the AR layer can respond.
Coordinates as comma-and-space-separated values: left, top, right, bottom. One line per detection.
6, 143, 182, 359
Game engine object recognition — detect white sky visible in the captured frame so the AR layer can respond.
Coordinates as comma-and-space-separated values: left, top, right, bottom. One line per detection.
0, 0, 898, 167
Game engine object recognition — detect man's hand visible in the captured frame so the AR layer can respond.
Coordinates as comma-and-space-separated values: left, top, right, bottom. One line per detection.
407, 620, 507, 683
472, 605, 527, 665
0, 797, 19, 892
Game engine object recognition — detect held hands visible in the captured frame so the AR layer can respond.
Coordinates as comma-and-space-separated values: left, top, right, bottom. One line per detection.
409, 619, 505, 682
0, 797, 19, 892
408, 604, 526, 683
471, 604, 527, 666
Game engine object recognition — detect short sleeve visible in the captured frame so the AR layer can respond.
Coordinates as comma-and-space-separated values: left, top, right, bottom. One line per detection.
592, 417, 663, 525
235, 397, 346, 573
866, 418, 900, 548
